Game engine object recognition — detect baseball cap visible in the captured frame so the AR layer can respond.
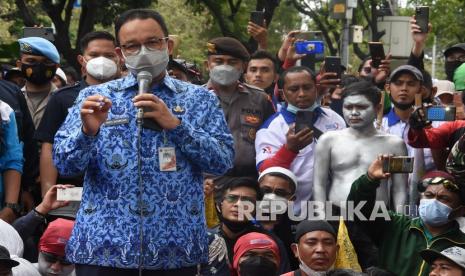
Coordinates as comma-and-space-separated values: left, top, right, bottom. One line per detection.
258, 167, 298, 190
388, 65, 423, 83
233, 232, 280, 271
444, 43, 465, 57
39, 218, 75, 257
434, 80, 455, 97
421, 246, 465, 270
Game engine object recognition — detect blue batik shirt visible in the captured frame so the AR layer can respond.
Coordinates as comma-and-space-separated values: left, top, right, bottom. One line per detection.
53, 74, 234, 270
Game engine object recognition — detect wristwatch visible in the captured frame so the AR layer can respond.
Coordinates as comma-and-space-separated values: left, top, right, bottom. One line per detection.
4, 202, 21, 215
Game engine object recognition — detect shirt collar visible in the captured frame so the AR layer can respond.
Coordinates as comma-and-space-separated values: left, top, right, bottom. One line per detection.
387, 107, 401, 127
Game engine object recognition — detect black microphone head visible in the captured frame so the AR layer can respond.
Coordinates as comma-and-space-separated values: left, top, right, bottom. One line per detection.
137, 71, 152, 83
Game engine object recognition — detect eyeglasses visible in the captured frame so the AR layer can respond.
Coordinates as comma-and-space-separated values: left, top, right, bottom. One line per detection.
418, 177, 459, 192
260, 186, 292, 198
223, 194, 256, 204
41, 251, 73, 266
120, 37, 169, 56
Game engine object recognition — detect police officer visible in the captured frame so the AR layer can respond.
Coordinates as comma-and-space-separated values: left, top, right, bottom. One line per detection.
17, 37, 60, 129
205, 37, 275, 183
35, 31, 120, 208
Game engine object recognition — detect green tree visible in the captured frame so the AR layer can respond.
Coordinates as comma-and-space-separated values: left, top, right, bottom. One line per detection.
1, 0, 152, 71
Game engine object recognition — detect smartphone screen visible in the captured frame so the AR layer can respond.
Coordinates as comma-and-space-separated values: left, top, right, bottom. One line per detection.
368, 42, 385, 68
324, 56, 341, 79
295, 111, 313, 133
415, 6, 429, 33
250, 11, 265, 26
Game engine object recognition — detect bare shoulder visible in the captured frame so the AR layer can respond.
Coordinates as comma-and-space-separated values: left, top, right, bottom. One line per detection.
318, 128, 348, 144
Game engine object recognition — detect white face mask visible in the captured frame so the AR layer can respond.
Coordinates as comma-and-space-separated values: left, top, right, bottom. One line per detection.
123, 45, 169, 78
209, 64, 242, 86
258, 193, 288, 216
85, 56, 118, 81
296, 247, 331, 276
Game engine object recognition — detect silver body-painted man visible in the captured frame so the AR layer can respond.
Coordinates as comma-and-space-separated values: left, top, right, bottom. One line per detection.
313, 86, 409, 211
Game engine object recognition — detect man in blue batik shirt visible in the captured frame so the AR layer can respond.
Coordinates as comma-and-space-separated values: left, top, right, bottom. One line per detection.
53, 9, 234, 276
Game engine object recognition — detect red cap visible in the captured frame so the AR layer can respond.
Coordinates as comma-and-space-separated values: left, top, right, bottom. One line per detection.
39, 218, 75, 257
232, 232, 280, 271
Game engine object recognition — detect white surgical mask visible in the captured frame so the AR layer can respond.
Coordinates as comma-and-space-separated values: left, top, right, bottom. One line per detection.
287, 102, 319, 114
296, 247, 328, 276
419, 199, 453, 227
124, 45, 169, 77
258, 193, 288, 215
85, 56, 118, 81
209, 64, 242, 86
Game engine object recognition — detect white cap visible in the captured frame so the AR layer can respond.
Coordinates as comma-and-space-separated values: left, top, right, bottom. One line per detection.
258, 166, 298, 190
434, 79, 455, 97
55, 67, 67, 84
421, 246, 465, 270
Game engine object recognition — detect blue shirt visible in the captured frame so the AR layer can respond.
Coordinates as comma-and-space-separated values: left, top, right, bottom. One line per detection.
0, 110, 23, 206
53, 74, 234, 269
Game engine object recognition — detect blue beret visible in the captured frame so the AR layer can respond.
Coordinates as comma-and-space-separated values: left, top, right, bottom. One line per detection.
18, 37, 60, 64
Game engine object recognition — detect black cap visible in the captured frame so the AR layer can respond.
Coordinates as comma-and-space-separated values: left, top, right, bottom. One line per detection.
389, 65, 423, 83
207, 37, 250, 61
444, 43, 465, 57
295, 220, 337, 242
0, 245, 20, 268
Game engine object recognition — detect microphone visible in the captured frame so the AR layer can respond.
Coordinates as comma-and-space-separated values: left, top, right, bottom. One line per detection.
136, 71, 152, 124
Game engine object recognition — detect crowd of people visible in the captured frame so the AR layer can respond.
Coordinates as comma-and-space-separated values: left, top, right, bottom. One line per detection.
0, 7, 464, 276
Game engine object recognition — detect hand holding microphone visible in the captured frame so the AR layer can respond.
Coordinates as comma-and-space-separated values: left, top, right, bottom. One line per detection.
133, 71, 180, 130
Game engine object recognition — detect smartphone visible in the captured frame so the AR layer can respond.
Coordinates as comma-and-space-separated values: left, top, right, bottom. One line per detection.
368, 42, 385, 68
415, 6, 429, 33
22, 27, 55, 41
250, 11, 265, 26
57, 187, 83, 201
382, 156, 414, 173
295, 41, 325, 55
295, 111, 313, 133
324, 56, 342, 79
426, 106, 456, 121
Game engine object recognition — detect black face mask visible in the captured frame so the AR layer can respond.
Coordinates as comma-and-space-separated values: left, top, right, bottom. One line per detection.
445, 60, 463, 81
216, 204, 253, 233
21, 63, 56, 85
238, 255, 278, 276
390, 95, 414, 111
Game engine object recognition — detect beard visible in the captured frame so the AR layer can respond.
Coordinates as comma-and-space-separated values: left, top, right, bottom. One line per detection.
390, 95, 414, 110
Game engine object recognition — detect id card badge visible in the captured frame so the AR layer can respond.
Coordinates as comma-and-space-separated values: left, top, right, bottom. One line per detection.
159, 147, 177, 171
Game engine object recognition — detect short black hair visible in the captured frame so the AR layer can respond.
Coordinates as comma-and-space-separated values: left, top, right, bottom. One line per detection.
278, 66, 316, 89
342, 80, 381, 107
214, 176, 262, 204
114, 9, 169, 45
79, 31, 116, 53
326, 269, 365, 276
249, 50, 278, 73
259, 172, 296, 195
422, 70, 433, 90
